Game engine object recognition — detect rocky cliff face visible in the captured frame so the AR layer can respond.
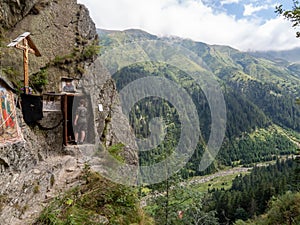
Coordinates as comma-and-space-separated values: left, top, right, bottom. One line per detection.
0, 0, 39, 31
0, 0, 138, 224
1, 0, 97, 79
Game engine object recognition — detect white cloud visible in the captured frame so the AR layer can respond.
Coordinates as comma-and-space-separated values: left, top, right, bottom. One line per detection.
243, 3, 270, 16
220, 0, 240, 5
234, 18, 300, 51
78, 0, 300, 51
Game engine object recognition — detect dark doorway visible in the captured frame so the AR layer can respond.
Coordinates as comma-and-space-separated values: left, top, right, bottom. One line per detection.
67, 95, 74, 144
62, 94, 75, 145
62, 94, 95, 146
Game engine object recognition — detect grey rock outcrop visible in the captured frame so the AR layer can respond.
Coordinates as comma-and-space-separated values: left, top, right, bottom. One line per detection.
0, 0, 40, 30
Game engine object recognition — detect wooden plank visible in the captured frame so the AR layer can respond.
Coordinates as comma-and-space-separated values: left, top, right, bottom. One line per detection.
7, 32, 30, 47
26, 36, 41, 57
43, 93, 65, 96
23, 38, 29, 95
7, 32, 41, 57
63, 95, 68, 146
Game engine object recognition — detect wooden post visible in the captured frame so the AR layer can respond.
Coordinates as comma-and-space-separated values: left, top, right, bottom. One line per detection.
63, 95, 68, 146
7, 32, 41, 95
23, 38, 29, 95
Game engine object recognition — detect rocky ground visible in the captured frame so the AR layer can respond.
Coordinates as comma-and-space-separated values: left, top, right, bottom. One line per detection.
0, 145, 93, 225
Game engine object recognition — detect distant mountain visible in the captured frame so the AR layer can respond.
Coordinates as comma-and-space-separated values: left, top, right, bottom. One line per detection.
97, 28, 300, 176
250, 47, 300, 63
249, 48, 300, 75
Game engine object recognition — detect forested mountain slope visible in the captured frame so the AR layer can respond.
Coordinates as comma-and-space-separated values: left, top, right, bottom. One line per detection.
98, 28, 300, 176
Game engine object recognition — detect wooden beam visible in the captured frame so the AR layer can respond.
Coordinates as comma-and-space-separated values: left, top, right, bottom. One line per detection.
7, 32, 31, 47
7, 32, 42, 95
7, 32, 41, 57
23, 38, 29, 95
63, 95, 68, 146
26, 35, 41, 57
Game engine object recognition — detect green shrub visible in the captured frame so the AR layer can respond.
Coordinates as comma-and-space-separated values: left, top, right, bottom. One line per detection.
34, 168, 154, 225
30, 68, 48, 92
107, 143, 125, 163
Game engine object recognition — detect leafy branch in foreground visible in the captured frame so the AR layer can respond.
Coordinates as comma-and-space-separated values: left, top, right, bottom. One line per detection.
276, 1, 300, 37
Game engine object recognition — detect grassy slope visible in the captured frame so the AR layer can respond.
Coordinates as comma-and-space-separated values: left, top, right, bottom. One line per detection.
34, 166, 154, 225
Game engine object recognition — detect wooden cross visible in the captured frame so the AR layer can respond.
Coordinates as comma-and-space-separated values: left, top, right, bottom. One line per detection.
7, 32, 41, 94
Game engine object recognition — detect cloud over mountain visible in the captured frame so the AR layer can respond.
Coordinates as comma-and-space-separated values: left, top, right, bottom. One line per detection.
78, 0, 300, 51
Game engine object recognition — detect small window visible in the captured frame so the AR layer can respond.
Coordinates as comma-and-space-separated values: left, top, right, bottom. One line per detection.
61, 79, 77, 93
43, 94, 61, 112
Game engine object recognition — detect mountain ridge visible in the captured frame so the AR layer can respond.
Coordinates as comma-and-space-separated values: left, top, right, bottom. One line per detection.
98, 27, 300, 64
97, 27, 300, 174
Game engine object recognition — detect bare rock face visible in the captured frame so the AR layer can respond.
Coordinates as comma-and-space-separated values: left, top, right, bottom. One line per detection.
0, 0, 40, 30
1, 0, 97, 78
80, 58, 139, 164
0, 0, 138, 224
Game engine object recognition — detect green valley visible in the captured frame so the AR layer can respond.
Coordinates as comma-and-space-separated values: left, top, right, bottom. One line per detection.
98, 28, 300, 224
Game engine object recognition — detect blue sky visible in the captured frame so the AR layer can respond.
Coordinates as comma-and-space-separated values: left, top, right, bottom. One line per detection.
206, 0, 292, 21
77, 0, 300, 51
